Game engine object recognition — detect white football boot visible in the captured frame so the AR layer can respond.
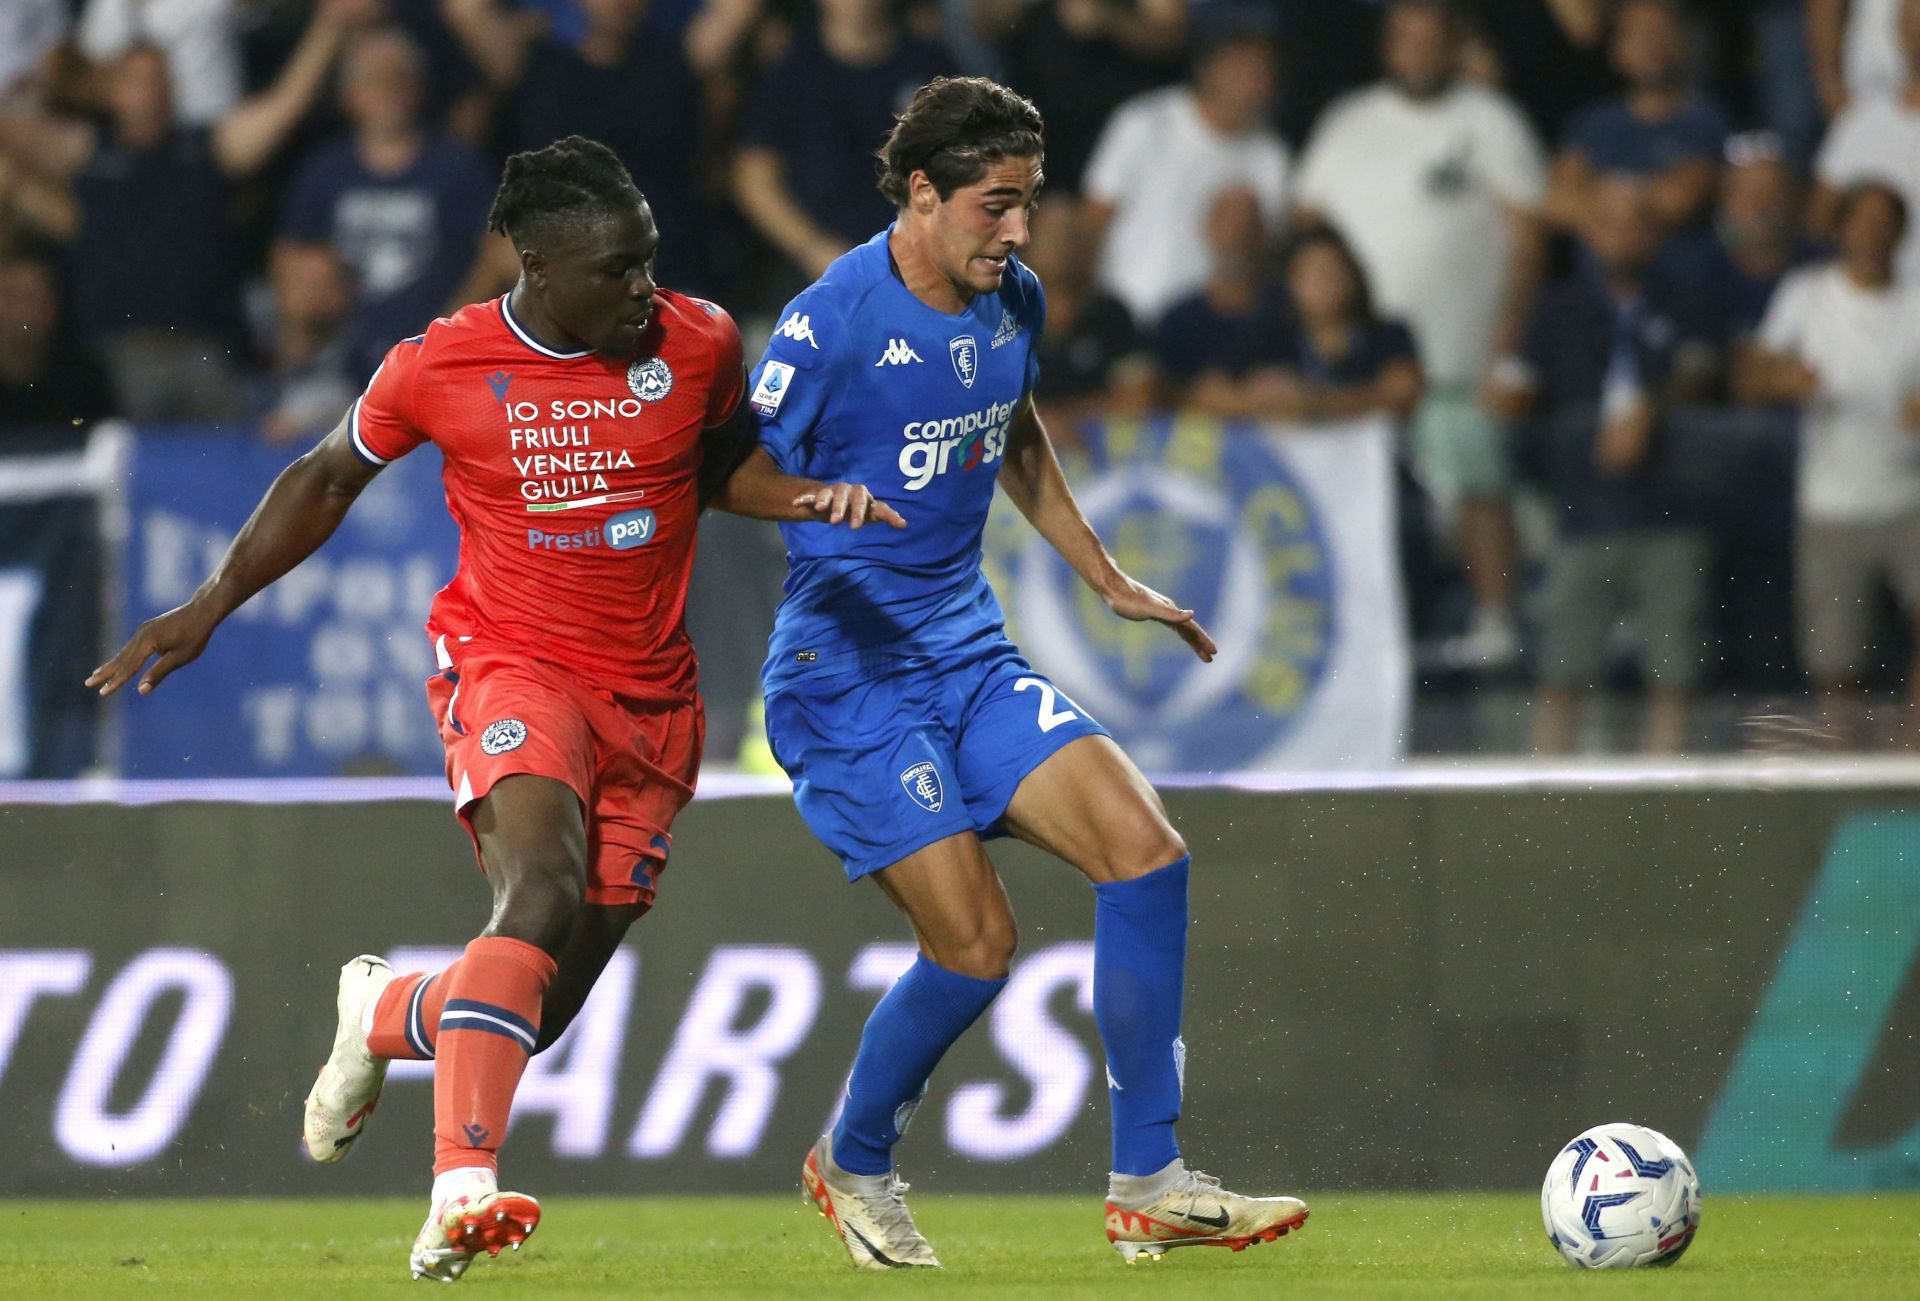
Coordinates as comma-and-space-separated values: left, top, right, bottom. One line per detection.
801, 1134, 940, 1269
409, 1170, 541, 1282
1105, 1161, 1309, 1262
302, 954, 396, 1163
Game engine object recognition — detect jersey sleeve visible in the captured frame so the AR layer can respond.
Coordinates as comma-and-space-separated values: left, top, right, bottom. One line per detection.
1756, 269, 1814, 356
1475, 94, 1548, 210
348, 335, 430, 466
1813, 105, 1873, 186
747, 285, 845, 477
1082, 99, 1150, 206
697, 299, 746, 427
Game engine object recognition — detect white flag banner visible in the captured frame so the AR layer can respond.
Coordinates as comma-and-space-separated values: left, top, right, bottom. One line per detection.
983, 413, 1409, 772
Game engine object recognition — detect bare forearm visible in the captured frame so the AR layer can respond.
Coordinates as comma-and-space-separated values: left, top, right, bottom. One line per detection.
1494, 210, 1548, 359
999, 406, 1119, 593
1807, 0, 1849, 113
733, 151, 845, 271
441, 0, 540, 86
1734, 348, 1816, 405
214, 8, 345, 176
685, 0, 763, 76
1299, 379, 1415, 423
711, 447, 828, 522
198, 448, 368, 618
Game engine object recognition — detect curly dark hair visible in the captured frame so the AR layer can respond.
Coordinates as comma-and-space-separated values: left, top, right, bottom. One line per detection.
486, 135, 646, 246
876, 77, 1044, 207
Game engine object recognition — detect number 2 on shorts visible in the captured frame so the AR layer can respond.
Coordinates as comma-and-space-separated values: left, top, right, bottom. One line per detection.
1014, 676, 1079, 733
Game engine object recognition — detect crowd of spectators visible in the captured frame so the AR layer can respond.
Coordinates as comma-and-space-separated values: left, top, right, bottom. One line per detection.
3, 0, 1919, 753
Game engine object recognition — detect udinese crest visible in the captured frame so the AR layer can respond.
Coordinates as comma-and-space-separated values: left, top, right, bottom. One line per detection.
627, 356, 674, 402
481, 719, 528, 756
899, 760, 944, 813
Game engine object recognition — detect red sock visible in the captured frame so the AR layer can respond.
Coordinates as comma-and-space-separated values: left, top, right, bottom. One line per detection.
367, 971, 449, 1061
431, 936, 557, 1176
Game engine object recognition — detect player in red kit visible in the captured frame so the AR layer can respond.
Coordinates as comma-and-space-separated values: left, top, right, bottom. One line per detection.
87, 137, 901, 1282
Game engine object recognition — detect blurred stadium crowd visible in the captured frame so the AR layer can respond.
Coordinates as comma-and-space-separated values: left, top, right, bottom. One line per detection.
3, 0, 1920, 757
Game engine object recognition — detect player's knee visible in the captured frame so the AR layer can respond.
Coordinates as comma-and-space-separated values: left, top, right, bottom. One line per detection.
938, 912, 1018, 981
487, 848, 586, 952
1101, 808, 1187, 882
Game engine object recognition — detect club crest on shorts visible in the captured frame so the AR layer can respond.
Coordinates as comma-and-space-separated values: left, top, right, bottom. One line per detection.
899, 760, 944, 813
480, 719, 528, 755
627, 356, 673, 402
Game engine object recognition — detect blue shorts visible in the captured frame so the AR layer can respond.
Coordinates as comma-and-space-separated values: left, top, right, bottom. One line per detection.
764, 642, 1108, 880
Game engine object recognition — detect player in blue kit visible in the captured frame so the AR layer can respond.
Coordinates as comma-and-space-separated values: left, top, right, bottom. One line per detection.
743, 77, 1309, 1268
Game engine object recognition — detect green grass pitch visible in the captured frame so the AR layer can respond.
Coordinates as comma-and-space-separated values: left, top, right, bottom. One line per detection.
3, 1193, 1916, 1298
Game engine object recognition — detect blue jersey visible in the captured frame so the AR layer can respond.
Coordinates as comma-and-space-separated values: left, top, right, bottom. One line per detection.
748, 226, 1045, 693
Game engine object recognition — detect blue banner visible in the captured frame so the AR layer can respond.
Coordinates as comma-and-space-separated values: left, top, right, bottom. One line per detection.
115, 432, 459, 778
980, 414, 1408, 771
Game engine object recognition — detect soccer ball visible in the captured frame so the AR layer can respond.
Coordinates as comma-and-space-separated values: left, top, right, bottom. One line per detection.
1541, 1122, 1701, 1268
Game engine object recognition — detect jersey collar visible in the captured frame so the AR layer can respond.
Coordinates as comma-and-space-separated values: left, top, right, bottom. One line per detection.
500, 292, 593, 360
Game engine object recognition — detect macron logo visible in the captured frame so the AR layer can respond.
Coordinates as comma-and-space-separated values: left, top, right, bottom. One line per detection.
776, 312, 819, 349
875, 338, 923, 367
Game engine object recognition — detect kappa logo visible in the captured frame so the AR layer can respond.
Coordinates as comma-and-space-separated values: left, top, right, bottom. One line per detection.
990, 312, 1023, 349
627, 356, 673, 402
949, 335, 978, 388
899, 760, 944, 813
751, 360, 794, 416
776, 312, 819, 349
485, 370, 513, 402
480, 719, 528, 756
875, 338, 923, 367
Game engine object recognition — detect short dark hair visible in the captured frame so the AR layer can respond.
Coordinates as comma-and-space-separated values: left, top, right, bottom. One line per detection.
1280, 223, 1381, 324
876, 77, 1044, 207
1837, 179, 1910, 240
487, 135, 646, 247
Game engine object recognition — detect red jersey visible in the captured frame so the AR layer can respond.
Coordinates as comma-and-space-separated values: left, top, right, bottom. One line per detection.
351, 290, 743, 704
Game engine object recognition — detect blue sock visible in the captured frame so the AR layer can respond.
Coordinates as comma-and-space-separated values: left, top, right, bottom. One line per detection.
1094, 856, 1189, 1176
831, 954, 1006, 1175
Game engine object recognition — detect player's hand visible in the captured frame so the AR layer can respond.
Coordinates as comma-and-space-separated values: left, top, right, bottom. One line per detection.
85, 602, 221, 697
794, 483, 906, 530
1102, 574, 1217, 663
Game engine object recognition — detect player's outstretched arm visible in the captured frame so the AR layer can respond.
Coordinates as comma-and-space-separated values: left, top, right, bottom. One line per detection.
997, 397, 1216, 663
86, 416, 382, 697
708, 445, 905, 530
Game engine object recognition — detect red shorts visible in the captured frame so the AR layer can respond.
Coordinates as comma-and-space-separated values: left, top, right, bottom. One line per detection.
426, 640, 704, 909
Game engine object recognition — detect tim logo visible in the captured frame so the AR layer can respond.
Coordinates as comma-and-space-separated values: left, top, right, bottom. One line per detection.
486, 371, 512, 403
899, 761, 944, 813
949, 336, 978, 389
607, 508, 656, 550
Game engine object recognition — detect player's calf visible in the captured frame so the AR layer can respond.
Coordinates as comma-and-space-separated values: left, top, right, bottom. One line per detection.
303, 954, 397, 1163
1105, 1161, 1308, 1263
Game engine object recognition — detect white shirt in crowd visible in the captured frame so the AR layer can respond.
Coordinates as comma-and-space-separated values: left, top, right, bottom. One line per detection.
1295, 82, 1546, 386
1082, 85, 1290, 326
0, 0, 67, 103
79, 0, 240, 128
1817, 98, 1920, 283
1843, 0, 1905, 105
1759, 263, 1920, 521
